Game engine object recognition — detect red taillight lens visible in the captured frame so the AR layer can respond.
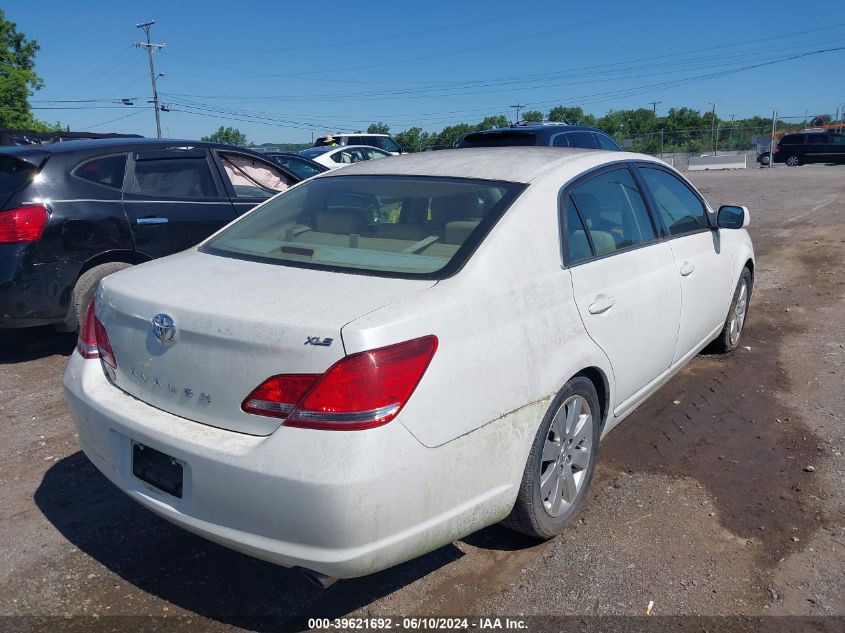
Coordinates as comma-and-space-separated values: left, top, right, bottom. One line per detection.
0, 205, 48, 244
775, 143, 781, 153
77, 303, 100, 359
242, 335, 438, 430
75, 299, 117, 369
242, 374, 319, 418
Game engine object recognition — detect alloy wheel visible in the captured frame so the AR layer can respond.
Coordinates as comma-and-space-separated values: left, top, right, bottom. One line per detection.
729, 280, 748, 346
539, 395, 593, 517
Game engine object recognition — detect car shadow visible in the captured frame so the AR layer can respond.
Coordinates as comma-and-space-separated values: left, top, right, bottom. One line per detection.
34, 452, 464, 630
0, 326, 76, 364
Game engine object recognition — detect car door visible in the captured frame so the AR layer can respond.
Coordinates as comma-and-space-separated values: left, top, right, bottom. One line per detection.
831, 133, 845, 164
122, 148, 236, 259
212, 150, 297, 217
563, 165, 681, 411
636, 164, 733, 365
803, 133, 828, 164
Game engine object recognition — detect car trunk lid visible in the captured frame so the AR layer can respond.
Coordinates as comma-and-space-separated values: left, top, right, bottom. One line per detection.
97, 250, 435, 435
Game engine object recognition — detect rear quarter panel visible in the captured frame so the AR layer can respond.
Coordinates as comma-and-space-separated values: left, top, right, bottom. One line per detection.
341, 168, 614, 449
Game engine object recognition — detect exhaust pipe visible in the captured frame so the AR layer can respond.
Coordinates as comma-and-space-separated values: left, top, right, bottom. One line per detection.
299, 567, 339, 589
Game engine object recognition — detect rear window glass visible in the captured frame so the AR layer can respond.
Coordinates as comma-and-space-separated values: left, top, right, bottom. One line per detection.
73, 154, 127, 189
203, 175, 525, 278
0, 154, 37, 197
460, 132, 537, 147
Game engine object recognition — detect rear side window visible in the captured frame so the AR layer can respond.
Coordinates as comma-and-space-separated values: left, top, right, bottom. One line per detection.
781, 134, 804, 144
564, 195, 591, 263
566, 131, 598, 149
220, 153, 292, 199
73, 154, 127, 189
131, 157, 218, 198
595, 133, 620, 151
807, 134, 827, 145
551, 134, 569, 147
569, 168, 656, 256
639, 167, 710, 236
203, 175, 525, 278
0, 154, 36, 197
371, 136, 401, 152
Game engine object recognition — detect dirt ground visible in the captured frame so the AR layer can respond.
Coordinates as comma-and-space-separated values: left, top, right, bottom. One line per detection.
1, 164, 843, 632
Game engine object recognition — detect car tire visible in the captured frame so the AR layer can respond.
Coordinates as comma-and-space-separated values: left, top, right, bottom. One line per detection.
711, 267, 753, 353
66, 262, 132, 332
503, 376, 600, 539
786, 155, 801, 167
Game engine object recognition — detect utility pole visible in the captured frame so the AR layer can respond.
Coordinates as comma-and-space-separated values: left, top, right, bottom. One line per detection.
768, 110, 777, 169
649, 101, 661, 122
708, 100, 718, 156
134, 20, 165, 138
510, 104, 526, 124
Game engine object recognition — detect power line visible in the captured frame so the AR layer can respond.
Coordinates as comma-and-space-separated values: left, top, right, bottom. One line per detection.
80, 107, 152, 131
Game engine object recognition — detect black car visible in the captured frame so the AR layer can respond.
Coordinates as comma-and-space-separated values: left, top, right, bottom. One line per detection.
0, 138, 300, 330
457, 123, 621, 151
265, 152, 329, 179
773, 131, 845, 166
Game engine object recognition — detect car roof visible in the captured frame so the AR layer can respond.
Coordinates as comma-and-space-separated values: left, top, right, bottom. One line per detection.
318, 147, 650, 183
465, 124, 607, 138
0, 137, 263, 156
321, 133, 391, 137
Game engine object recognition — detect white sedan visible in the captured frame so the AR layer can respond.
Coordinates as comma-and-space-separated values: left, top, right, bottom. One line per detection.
63, 147, 754, 585
298, 144, 393, 170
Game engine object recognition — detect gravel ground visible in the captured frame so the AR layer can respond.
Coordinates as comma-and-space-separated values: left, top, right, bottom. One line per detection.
1, 164, 843, 632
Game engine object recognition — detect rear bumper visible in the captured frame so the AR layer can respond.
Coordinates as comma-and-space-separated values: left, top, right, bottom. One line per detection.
62, 352, 523, 578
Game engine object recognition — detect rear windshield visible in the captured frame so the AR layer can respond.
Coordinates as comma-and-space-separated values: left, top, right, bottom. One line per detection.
203, 175, 525, 278
0, 154, 37, 197
460, 132, 537, 147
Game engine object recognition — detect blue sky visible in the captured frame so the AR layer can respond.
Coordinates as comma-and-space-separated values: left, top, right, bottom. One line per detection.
7, 0, 845, 144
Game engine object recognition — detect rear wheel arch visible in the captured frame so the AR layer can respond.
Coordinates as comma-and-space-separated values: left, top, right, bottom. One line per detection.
572, 366, 609, 432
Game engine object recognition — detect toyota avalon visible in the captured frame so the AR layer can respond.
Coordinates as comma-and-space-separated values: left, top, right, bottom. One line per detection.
63, 147, 754, 584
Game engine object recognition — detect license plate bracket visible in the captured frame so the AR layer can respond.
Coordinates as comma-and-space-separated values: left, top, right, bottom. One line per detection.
132, 442, 184, 499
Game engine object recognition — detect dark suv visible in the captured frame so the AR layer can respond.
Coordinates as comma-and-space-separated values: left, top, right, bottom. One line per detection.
0, 138, 299, 330
457, 124, 621, 151
773, 131, 845, 166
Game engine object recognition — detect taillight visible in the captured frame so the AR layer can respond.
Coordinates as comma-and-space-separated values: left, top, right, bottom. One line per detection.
242, 335, 438, 430
775, 143, 781, 153
242, 374, 319, 418
76, 299, 117, 369
0, 205, 48, 244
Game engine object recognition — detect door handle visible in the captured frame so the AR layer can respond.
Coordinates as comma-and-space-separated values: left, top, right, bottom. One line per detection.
679, 262, 695, 276
136, 217, 169, 225
588, 295, 615, 315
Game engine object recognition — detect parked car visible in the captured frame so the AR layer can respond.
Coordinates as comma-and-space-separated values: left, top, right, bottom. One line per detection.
298, 145, 393, 169
313, 133, 403, 154
773, 131, 845, 166
64, 147, 754, 585
458, 123, 621, 151
265, 152, 329, 179
0, 138, 299, 331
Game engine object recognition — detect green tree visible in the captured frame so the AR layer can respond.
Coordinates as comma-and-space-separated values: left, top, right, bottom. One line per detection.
367, 122, 390, 134
547, 106, 594, 126
522, 110, 543, 123
394, 127, 429, 152
201, 126, 248, 146
476, 115, 509, 130
0, 9, 51, 129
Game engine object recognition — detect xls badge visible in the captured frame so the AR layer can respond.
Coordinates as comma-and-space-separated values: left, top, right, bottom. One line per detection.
304, 336, 334, 347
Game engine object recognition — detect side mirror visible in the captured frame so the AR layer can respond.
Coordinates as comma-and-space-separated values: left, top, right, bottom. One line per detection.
717, 205, 750, 229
